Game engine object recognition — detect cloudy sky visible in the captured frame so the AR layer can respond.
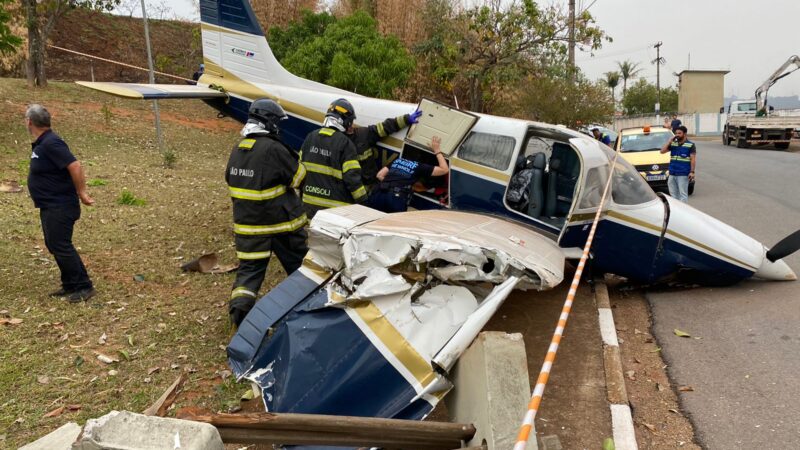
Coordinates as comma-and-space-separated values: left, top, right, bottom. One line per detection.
578, 0, 799, 98
154, 0, 799, 98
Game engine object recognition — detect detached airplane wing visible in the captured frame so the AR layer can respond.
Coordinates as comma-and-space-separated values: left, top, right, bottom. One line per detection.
75, 81, 227, 100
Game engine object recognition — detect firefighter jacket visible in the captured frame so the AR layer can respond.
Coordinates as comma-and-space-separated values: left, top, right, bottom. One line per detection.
300, 127, 367, 216
225, 134, 307, 253
351, 113, 412, 186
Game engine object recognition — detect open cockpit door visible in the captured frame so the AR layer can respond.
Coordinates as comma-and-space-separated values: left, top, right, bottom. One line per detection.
556, 136, 614, 248
405, 98, 479, 156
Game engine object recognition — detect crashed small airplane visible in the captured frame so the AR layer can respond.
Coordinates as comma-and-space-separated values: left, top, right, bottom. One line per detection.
77, 0, 800, 286
228, 205, 564, 419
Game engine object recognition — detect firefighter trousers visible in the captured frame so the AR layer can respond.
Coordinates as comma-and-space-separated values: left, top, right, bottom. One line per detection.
229, 228, 308, 326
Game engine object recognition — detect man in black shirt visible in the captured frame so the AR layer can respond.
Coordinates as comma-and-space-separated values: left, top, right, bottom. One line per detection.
26, 104, 95, 302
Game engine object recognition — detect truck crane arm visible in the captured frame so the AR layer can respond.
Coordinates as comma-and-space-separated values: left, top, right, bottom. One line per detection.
755, 55, 800, 114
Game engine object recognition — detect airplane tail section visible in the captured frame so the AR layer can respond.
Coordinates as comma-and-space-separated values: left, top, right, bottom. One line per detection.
199, 0, 347, 94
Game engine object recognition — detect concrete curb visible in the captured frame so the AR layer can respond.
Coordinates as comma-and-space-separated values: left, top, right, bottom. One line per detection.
595, 280, 638, 450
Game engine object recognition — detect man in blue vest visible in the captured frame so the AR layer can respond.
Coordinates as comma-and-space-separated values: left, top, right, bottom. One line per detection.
660, 125, 696, 203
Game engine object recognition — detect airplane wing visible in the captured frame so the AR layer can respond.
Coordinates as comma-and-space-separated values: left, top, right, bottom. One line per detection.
75, 81, 228, 100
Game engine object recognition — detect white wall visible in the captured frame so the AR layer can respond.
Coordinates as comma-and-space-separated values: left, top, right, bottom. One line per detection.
613, 113, 725, 136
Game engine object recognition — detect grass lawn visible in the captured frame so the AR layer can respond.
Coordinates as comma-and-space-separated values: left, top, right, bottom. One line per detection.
0, 78, 287, 447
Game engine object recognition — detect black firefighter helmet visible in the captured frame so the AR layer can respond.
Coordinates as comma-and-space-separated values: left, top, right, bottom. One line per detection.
326, 98, 356, 129
248, 98, 287, 133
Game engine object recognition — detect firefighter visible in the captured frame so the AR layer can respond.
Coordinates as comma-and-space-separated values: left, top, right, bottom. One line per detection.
300, 98, 367, 218
349, 109, 423, 188
225, 98, 308, 328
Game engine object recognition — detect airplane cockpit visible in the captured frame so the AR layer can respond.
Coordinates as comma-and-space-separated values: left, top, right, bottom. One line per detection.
395, 99, 660, 241
505, 136, 581, 229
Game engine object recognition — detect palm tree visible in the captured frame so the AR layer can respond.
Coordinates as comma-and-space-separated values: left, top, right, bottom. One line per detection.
617, 60, 642, 95
604, 71, 621, 108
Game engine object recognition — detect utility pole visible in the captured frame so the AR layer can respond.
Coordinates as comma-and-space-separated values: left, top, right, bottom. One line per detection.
652, 41, 665, 119
140, 0, 164, 153
568, 0, 576, 82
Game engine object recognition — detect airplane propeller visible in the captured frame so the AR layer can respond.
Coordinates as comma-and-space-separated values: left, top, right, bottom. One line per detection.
766, 230, 800, 262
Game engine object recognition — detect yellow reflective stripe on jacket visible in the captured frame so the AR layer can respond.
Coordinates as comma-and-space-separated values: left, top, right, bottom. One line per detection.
233, 214, 308, 235
231, 287, 257, 299
376, 122, 387, 137
303, 194, 351, 209
304, 162, 343, 179
319, 127, 335, 136
238, 139, 256, 149
229, 185, 286, 201
342, 160, 361, 173
358, 148, 374, 161
236, 250, 272, 260
351, 185, 367, 200
671, 156, 691, 162
397, 115, 407, 129
290, 163, 306, 188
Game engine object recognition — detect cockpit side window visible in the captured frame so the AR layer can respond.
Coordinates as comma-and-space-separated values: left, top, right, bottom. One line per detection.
457, 132, 516, 171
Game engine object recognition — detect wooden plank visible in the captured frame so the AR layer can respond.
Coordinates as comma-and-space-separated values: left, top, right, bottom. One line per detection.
142, 374, 186, 417
216, 427, 461, 449
187, 412, 475, 441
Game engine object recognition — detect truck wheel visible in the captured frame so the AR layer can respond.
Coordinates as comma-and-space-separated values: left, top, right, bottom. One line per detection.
737, 138, 750, 149
775, 142, 790, 150
722, 128, 731, 145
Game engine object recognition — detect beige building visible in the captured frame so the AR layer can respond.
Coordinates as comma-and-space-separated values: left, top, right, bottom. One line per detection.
677, 70, 729, 113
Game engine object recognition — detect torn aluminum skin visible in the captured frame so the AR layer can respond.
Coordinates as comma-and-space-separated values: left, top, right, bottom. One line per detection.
227, 205, 564, 422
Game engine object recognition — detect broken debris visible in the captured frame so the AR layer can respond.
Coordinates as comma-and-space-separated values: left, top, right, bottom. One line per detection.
0, 180, 22, 193
181, 253, 238, 274
143, 374, 186, 417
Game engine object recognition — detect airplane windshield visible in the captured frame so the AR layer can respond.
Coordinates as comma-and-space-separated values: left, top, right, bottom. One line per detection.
594, 145, 658, 205
611, 156, 658, 205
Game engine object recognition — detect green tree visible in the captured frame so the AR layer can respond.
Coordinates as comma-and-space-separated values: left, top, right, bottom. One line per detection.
268, 10, 336, 62
603, 71, 620, 107
270, 10, 414, 98
414, 0, 608, 113
499, 69, 613, 127
23, 0, 120, 87
0, 0, 22, 55
622, 78, 678, 115
617, 59, 642, 95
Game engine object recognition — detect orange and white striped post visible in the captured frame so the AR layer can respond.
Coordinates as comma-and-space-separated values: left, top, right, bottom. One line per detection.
513, 148, 620, 450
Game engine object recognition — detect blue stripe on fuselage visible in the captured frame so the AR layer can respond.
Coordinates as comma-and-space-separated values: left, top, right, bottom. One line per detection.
564, 218, 754, 285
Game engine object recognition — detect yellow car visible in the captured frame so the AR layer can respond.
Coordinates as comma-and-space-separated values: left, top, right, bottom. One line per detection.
615, 126, 695, 195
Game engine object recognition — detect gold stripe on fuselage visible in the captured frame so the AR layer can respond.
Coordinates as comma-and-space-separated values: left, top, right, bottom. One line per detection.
569, 209, 756, 271
450, 158, 511, 183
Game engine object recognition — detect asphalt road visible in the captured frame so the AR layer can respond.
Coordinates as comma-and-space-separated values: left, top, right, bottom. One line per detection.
647, 140, 800, 449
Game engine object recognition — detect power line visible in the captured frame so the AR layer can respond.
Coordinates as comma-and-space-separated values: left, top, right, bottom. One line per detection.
575, 45, 651, 63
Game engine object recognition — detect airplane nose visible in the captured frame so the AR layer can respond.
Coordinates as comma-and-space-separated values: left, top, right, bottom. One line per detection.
755, 256, 797, 281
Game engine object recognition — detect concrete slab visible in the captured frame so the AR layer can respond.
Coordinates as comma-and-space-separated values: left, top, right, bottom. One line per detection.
72, 410, 224, 450
20, 422, 81, 450
446, 331, 534, 450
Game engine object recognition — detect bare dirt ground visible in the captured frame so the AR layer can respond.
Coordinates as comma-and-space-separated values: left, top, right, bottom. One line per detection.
608, 282, 701, 450
485, 269, 612, 449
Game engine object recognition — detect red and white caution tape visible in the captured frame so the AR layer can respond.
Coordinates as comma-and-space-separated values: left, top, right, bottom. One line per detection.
513, 145, 620, 450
